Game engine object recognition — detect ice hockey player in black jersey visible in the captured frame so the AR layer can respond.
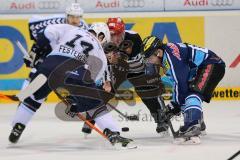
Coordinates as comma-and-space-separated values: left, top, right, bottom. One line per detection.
82, 17, 170, 137
107, 17, 170, 135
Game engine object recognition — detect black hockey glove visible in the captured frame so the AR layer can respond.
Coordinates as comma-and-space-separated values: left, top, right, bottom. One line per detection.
166, 101, 181, 118
23, 44, 43, 68
145, 63, 160, 76
23, 58, 33, 68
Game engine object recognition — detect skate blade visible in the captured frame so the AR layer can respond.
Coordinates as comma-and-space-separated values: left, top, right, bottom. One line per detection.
173, 136, 201, 145
114, 142, 137, 150
7, 142, 18, 147
7, 141, 22, 148
125, 143, 137, 149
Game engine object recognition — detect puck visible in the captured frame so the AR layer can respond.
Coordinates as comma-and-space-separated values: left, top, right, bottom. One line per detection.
122, 127, 129, 132
128, 115, 139, 121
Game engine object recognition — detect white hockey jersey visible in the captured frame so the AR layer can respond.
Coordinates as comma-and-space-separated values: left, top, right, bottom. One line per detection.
44, 24, 107, 81
29, 14, 88, 41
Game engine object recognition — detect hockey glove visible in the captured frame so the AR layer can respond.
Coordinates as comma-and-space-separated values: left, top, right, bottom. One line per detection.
166, 101, 181, 118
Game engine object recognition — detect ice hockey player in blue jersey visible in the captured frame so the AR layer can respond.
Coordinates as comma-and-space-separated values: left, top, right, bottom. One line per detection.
141, 36, 225, 144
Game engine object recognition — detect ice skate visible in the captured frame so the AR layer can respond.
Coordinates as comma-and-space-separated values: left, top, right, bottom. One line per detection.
103, 128, 137, 149
9, 123, 25, 144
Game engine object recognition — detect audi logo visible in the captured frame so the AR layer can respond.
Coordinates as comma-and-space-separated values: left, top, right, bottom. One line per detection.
38, 1, 61, 9
123, 0, 145, 8
211, 0, 234, 6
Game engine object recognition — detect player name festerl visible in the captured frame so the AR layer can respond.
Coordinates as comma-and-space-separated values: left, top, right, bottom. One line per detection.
59, 45, 87, 62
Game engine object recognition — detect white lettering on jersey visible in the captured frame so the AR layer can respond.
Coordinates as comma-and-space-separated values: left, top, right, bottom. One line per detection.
45, 24, 107, 81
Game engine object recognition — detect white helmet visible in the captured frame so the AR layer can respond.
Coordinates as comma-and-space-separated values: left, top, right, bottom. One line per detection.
65, 3, 84, 17
89, 22, 111, 45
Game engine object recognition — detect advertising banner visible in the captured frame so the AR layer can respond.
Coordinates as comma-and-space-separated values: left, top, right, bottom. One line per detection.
0, 16, 204, 90
0, 0, 75, 14
0, 0, 240, 14
1, 15, 239, 101
0, 19, 32, 91
0, 0, 164, 14
75, 0, 164, 12
165, 0, 240, 11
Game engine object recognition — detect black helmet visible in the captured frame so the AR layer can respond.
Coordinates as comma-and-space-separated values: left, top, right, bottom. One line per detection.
141, 36, 163, 58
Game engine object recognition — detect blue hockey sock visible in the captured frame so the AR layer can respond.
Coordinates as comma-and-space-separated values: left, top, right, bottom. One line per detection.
182, 94, 203, 126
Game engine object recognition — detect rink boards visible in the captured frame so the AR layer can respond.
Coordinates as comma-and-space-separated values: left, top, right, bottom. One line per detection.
0, 11, 239, 101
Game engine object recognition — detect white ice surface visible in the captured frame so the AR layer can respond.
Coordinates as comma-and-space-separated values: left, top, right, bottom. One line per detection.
0, 101, 239, 160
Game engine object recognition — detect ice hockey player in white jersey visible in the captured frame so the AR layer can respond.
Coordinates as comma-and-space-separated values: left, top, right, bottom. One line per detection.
9, 23, 134, 148
29, 3, 88, 42
15, 2, 89, 124
22, 3, 88, 90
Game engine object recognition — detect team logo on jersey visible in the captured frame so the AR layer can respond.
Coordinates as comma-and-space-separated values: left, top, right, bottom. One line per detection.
167, 43, 181, 61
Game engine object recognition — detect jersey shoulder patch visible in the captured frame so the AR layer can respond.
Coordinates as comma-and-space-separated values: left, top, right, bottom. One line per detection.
166, 43, 182, 61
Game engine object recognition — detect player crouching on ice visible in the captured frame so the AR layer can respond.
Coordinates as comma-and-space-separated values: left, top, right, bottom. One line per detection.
141, 36, 225, 144
9, 22, 134, 148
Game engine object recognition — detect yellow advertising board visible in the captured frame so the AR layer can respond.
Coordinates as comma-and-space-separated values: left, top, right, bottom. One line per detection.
0, 16, 208, 103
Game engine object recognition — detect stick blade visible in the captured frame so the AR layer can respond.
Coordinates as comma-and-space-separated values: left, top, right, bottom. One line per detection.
16, 74, 47, 101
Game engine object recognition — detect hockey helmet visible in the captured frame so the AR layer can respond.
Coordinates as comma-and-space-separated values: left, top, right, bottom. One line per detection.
89, 22, 111, 45
141, 36, 163, 58
65, 3, 84, 17
107, 17, 125, 35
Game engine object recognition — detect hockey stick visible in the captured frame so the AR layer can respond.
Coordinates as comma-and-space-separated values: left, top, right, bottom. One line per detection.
158, 96, 179, 138
16, 41, 31, 60
0, 92, 108, 139
16, 74, 47, 101
167, 117, 179, 138
0, 93, 19, 101
59, 94, 136, 148
106, 103, 139, 121
0, 91, 105, 138
0, 75, 47, 102
16, 40, 33, 64
77, 112, 108, 139
57, 94, 137, 148
54, 92, 108, 139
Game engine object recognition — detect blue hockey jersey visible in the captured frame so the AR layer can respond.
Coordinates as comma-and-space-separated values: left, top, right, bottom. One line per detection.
161, 43, 225, 105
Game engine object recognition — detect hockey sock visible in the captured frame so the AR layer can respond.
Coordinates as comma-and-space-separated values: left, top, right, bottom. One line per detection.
95, 112, 120, 132
11, 103, 35, 126
182, 94, 203, 126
